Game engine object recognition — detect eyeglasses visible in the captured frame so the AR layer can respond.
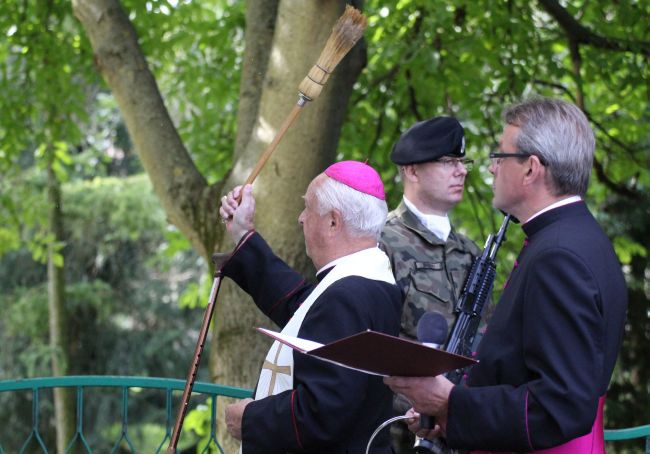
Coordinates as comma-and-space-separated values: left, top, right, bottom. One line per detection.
434, 158, 474, 171
489, 152, 545, 166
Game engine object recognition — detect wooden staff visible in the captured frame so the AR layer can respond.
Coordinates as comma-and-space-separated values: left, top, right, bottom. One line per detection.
166, 6, 367, 452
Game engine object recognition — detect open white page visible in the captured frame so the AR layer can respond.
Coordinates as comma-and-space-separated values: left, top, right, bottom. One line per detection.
256, 327, 324, 353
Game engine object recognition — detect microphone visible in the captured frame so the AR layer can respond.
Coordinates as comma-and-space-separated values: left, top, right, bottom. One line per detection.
416, 312, 448, 348
414, 313, 448, 453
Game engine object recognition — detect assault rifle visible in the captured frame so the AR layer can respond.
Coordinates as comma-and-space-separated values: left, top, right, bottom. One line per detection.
414, 215, 512, 454
445, 214, 512, 383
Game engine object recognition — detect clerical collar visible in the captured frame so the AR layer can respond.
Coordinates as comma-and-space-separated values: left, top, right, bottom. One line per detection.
524, 195, 582, 224
402, 196, 451, 241
316, 246, 380, 279
316, 267, 333, 282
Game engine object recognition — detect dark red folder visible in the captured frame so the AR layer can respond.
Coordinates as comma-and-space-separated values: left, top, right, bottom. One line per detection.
257, 327, 476, 377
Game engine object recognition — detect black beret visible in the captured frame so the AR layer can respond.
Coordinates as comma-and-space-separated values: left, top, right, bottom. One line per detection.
390, 117, 465, 165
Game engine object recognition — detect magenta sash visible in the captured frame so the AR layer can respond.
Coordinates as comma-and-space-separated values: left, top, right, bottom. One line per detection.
471, 395, 605, 454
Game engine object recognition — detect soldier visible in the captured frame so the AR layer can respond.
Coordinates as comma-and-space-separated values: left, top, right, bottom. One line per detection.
380, 116, 480, 453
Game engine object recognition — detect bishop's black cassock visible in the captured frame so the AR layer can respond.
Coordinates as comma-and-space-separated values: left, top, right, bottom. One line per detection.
223, 232, 402, 454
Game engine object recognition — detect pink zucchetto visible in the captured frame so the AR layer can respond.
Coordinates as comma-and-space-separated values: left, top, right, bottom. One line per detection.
324, 160, 386, 200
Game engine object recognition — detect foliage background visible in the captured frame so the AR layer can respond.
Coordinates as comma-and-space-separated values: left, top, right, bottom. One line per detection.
0, 0, 648, 452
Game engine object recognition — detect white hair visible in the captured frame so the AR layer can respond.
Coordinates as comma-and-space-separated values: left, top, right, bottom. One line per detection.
313, 176, 388, 240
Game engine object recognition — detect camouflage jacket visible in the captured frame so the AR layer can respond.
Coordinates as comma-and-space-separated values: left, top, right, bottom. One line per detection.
379, 201, 480, 342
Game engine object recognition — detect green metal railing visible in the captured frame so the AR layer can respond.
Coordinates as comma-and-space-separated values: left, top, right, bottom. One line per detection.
605, 424, 650, 454
0, 376, 252, 453
0, 376, 647, 453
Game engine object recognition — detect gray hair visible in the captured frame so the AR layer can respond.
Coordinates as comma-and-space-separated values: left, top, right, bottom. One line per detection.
503, 97, 594, 196
314, 176, 388, 240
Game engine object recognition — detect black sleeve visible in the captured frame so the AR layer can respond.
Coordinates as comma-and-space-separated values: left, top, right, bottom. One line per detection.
221, 231, 314, 327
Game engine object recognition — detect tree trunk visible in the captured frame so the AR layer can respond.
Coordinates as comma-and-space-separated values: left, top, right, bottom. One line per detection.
46, 156, 74, 453
234, 0, 281, 161
209, 2, 365, 449
72, 0, 365, 449
211, 0, 367, 382
72, 0, 218, 260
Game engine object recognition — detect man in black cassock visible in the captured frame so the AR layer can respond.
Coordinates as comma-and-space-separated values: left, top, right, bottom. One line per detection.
219, 161, 402, 453
386, 98, 628, 453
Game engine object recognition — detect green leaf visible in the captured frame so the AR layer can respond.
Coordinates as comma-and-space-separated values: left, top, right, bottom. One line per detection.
613, 236, 647, 265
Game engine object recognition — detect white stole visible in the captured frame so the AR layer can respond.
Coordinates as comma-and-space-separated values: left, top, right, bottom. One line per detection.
253, 247, 396, 400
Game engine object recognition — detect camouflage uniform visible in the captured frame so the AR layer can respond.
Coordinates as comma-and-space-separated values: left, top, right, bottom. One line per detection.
379, 201, 480, 454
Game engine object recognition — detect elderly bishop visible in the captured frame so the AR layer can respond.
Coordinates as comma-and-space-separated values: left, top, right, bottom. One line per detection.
219, 161, 402, 454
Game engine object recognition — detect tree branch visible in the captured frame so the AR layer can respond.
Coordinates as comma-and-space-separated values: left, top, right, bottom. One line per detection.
532, 79, 641, 160
72, 0, 214, 259
365, 108, 385, 163
592, 152, 640, 200
351, 14, 423, 104
234, 0, 280, 161
538, 0, 650, 56
405, 68, 423, 121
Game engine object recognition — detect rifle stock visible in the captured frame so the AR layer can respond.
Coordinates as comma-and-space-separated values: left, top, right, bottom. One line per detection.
445, 215, 511, 383
414, 215, 512, 453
